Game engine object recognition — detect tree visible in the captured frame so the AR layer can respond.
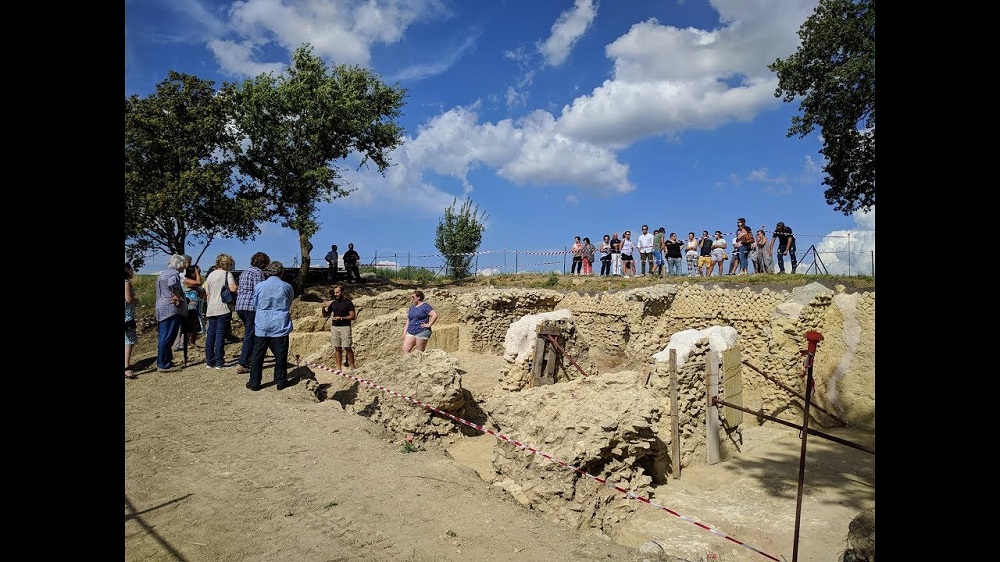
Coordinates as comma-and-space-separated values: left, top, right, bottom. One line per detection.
769, 0, 875, 215
435, 198, 488, 279
125, 71, 262, 269
227, 44, 406, 292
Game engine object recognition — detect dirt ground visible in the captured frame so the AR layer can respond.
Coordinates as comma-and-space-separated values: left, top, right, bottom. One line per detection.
125, 330, 874, 562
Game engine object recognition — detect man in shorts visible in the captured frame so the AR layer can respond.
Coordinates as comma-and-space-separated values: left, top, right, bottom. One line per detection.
322, 285, 357, 370
697, 230, 713, 277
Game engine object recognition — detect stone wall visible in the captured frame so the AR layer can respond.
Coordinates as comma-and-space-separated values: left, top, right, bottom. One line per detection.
291, 281, 874, 533
294, 282, 875, 434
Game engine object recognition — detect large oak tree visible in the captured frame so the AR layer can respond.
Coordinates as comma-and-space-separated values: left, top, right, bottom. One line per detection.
227, 44, 406, 292
769, 0, 875, 215
125, 71, 261, 268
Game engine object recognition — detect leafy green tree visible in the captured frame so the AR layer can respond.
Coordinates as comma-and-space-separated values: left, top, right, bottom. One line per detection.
227, 44, 406, 291
125, 71, 261, 268
435, 198, 488, 279
769, 0, 875, 215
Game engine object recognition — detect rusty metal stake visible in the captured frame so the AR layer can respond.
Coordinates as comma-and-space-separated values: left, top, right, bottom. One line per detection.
792, 331, 823, 562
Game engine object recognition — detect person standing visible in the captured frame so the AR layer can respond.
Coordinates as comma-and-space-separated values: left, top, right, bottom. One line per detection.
620, 230, 636, 278
581, 237, 596, 275
651, 227, 665, 277
697, 231, 713, 277
771, 221, 798, 274
204, 253, 238, 369
664, 232, 684, 277
736, 224, 754, 275
125, 263, 139, 379
343, 243, 361, 283
322, 284, 357, 370
324, 244, 339, 283
734, 218, 750, 275
402, 290, 438, 354
598, 234, 612, 276
172, 254, 201, 351
609, 232, 622, 276
247, 261, 295, 391
179, 263, 204, 350
727, 233, 741, 275
636, 225, 655, 276
685, 232, 699, 277
235, 252, 270, 375
570, 236, 583, 275
711, 231, 728, 277
155, 254, 188, 372
754, 229, 773, 274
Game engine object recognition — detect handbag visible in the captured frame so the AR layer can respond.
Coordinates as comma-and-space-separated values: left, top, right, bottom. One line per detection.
221, 274, 237, 304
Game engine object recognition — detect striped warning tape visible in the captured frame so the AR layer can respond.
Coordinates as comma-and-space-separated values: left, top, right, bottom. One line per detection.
303, 359, 782, 561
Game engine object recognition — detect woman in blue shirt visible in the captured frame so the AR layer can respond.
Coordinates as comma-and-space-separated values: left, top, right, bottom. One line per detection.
402, 290, 438, 354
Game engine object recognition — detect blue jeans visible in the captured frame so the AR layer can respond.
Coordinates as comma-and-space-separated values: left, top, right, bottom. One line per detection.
249, 334, 289, 388
776, 243, 798, 273
205, 313, 232, 368
157, 315, 183, 369
738, 246, 749, 271
237, 310, 256, 368
667, 257, 682, 276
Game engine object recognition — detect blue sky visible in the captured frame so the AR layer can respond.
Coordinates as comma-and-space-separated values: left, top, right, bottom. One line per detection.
125, 0, 876, 276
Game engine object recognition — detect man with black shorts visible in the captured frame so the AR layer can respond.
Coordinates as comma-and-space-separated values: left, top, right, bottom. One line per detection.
322, 285, 356, 370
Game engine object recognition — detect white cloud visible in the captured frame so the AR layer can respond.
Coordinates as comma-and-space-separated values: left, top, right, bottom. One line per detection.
556, 0, 817, 148
345, 106, 635, 200
498, 111, 634, 194
814, 208, 876, 276
538, 0, 598, 67
210, 0, 445, 78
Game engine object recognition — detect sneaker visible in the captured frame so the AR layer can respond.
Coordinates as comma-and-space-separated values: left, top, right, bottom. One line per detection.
158, 365, 181, 373
235, 365, 250, 375
245, 382, 261, 392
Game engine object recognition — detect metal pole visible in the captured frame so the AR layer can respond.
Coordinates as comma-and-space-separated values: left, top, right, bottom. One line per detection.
792, 331, 824, 562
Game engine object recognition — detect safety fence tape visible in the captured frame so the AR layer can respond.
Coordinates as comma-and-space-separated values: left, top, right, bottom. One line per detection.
303, 359, 782, 561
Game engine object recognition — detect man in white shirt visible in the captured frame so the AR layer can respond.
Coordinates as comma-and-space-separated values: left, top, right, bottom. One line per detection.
636, 225, 655, 276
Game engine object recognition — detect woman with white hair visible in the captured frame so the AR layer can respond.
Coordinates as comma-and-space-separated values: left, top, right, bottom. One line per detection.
155, 254, 189, 372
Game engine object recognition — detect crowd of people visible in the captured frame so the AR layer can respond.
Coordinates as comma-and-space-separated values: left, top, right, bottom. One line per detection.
124, 220, 796, 383
125, 252, 296, 391
126, 249, 442, 386
579, 220, 797, 278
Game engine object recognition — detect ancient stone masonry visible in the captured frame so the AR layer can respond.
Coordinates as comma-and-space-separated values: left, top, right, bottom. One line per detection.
292, 281, 874, 533
485, 371, 665, 532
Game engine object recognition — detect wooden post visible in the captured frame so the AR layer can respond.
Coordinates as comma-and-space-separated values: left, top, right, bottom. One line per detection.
706, 350, 721, 464
531, 325, 560, 386
669, 349, 680, 479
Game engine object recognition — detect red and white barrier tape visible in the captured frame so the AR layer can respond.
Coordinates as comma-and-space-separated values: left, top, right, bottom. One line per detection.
304, 359, 781, 561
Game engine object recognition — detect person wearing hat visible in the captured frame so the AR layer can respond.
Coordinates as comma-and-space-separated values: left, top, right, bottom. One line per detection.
247, 261, 295, 391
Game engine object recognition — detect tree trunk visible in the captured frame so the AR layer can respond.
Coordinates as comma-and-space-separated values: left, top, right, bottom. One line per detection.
296, 234, 313, 295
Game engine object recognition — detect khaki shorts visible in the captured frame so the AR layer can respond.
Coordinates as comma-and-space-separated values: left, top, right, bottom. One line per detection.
331, 325, 353, 348
698, 256, 712, 268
